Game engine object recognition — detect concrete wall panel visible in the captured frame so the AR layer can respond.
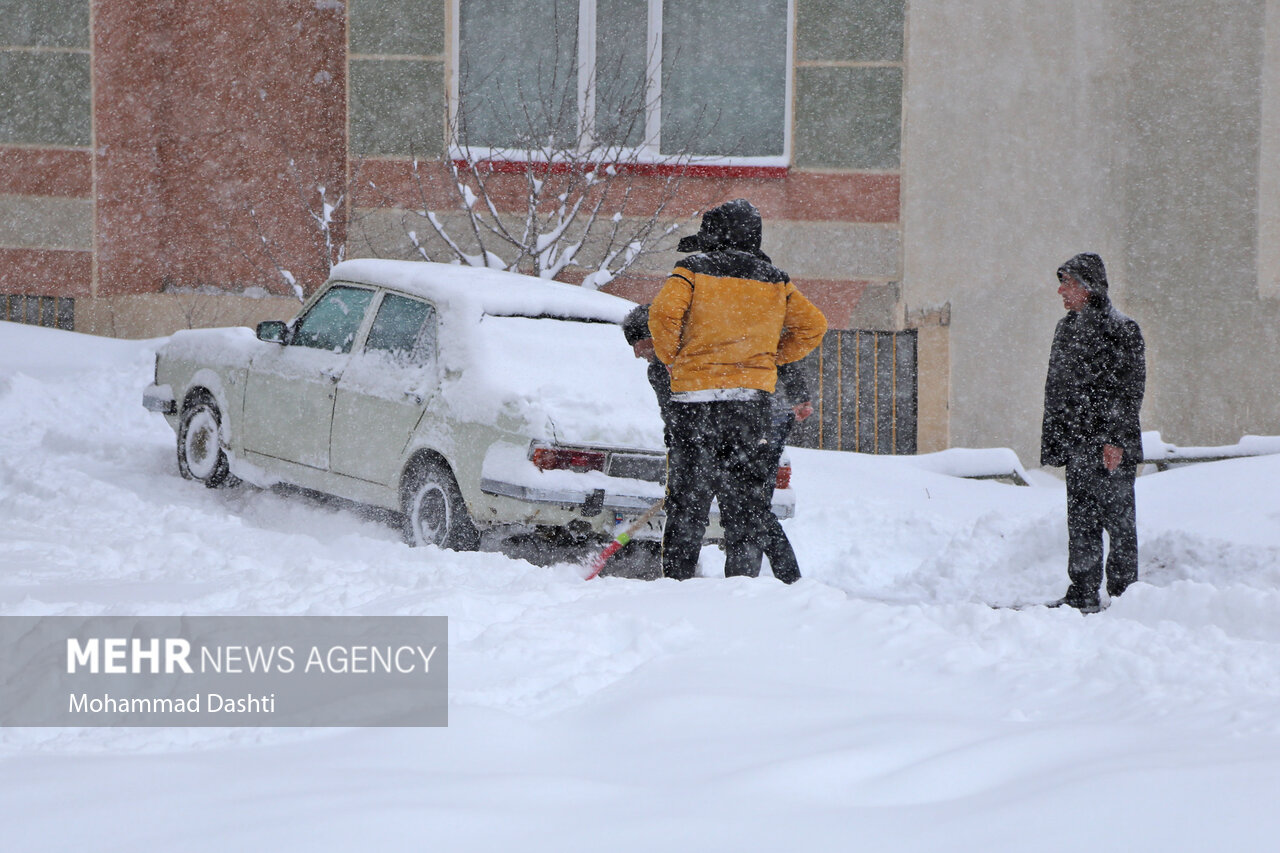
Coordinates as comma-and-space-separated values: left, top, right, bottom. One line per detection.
0, 51, 90, 146
0, 195, 93, 250
0, 0, 89, 48
794, 66, 902, 169
797, 0, 903, 63
350, 0, 445, 55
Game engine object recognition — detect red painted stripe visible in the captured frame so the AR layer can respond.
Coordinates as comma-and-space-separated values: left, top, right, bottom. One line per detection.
451, 159, 790, 180
0, 147, 93, 198
0, 248, 93, 296
357, 159, 899, 224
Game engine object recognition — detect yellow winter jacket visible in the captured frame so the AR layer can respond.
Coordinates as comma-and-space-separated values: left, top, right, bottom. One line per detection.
648, 250, 827, 394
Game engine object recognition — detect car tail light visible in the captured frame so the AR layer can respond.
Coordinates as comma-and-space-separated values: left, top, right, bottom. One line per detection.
775, 465, 791, 490
530, 444, 606, 473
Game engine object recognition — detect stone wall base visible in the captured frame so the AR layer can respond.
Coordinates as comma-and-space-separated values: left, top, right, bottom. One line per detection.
75, 294, 302, 339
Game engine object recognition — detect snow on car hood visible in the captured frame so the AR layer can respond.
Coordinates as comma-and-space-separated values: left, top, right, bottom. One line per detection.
460, 314, 665, 449
163, 326, 260, 366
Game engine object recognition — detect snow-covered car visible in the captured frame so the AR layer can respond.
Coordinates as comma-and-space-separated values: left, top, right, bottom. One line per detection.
143, 259, 794, 551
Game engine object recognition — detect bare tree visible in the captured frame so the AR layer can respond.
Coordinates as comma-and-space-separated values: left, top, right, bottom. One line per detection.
382, 37, 698, 289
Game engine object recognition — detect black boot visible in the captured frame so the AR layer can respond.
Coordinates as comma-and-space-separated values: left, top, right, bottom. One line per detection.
1050, 585, 1102, 614
1107, 577, 1135, 599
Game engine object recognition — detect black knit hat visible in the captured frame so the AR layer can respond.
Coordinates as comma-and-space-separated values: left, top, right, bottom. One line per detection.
621, 304, 650, 346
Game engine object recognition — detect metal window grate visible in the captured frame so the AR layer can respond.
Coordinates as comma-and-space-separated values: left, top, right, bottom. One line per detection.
1, 295, 75, 331
789, 329, 918, 455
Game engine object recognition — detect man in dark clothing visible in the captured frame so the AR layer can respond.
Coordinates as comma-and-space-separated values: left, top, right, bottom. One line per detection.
768, 361, 815, 465
622, 305, 675, 443
622, 303, 813, 583
647, 199, 826, 582
1041, 252, 1146, 612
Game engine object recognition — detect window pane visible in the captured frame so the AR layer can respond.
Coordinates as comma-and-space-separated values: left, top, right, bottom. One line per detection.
293, 286, 375, 353
661, 0, 787, 157
365, 294, 437, 365
458, 0, 580, 150
56, 297, 75, 331
594, 0, 649, 149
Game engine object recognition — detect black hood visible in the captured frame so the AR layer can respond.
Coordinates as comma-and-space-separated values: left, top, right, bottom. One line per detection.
1057, 252, 1109, 296
677, 199, 769, 260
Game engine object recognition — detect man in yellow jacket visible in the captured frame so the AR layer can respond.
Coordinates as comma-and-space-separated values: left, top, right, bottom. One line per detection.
648, 199, 827, 581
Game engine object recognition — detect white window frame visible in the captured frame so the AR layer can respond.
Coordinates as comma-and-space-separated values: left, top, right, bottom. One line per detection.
446, 0, 794, 169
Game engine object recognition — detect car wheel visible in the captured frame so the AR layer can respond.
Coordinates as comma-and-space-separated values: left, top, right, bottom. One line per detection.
402, 459, 479, 550
177, 396, 234, 488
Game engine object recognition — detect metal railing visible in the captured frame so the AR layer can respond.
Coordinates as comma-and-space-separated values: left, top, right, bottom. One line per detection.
790, 329, 918, 455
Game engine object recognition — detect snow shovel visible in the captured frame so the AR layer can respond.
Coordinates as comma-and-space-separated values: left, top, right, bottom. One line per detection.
584, 498, 665, 580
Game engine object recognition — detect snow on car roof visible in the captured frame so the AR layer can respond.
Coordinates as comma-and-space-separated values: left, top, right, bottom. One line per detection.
328, 259, 635, 324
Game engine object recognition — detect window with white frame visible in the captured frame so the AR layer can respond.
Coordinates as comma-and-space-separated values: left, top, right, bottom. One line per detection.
453, 0, 791, 165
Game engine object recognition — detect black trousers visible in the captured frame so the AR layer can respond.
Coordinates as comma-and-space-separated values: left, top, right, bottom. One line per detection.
661, 398, 779, 581
1065, 455, 1138, 598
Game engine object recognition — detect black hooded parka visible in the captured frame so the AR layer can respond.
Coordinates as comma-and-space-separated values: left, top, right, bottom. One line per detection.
1041, 253, 1146, 468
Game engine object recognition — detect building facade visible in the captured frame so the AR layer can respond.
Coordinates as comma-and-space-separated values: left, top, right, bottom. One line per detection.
2, 1, 1277, 461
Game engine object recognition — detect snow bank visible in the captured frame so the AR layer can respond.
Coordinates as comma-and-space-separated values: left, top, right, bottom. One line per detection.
1143, 429, 1280, 464
4, 321, 1280, 852
900, 445, 1030, 483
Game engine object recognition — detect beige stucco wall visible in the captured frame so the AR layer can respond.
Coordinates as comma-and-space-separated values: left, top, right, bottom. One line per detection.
1257, 0, 1280, 300
902, 0, 1124, 464
903, 0, 1280, 464
1113, 0, 1280, 450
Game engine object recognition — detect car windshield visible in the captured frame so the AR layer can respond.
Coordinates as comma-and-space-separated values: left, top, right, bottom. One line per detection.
293, 286, 375, 353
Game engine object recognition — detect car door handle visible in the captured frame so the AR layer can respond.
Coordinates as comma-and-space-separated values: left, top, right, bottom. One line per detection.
320, 369, 341, 384
404, 391, 424, 405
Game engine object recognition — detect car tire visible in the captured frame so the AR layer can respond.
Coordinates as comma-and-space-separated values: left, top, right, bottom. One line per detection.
177, 396, 235, 488
402, 458, 479, 550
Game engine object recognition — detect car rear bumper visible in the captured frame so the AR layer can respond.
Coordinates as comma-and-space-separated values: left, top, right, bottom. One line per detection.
478, 442, 795, 541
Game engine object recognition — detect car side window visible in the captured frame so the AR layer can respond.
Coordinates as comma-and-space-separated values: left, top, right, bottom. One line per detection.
291, 285, 375, 353
364, 294, 437, 367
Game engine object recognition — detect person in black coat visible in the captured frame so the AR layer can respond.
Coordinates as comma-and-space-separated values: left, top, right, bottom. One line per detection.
622, 303, 807, 583
1041, 252, 1146, 612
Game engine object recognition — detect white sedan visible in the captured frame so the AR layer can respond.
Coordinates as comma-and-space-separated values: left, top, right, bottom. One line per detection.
143, 260, 794, 552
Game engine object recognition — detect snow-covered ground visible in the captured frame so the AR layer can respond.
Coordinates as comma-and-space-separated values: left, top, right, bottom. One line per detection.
2, 321, 1280, 852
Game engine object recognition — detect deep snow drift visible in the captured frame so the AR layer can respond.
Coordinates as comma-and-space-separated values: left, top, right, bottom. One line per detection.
2, 321, 1280, 852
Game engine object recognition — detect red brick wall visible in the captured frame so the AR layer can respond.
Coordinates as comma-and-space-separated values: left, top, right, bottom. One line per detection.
92, 0, 348, 296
